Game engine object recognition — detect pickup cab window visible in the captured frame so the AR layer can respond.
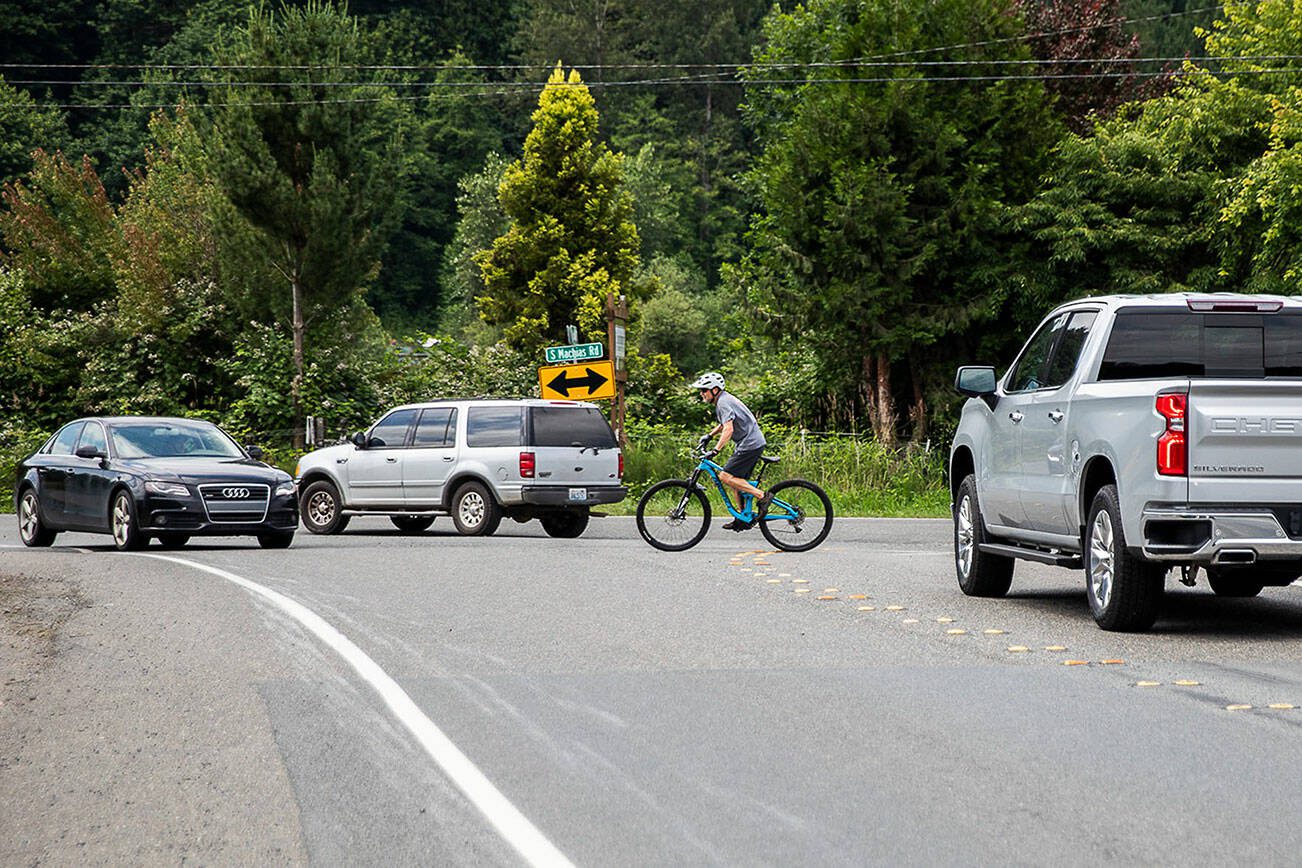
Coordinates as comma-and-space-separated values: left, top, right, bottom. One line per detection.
1007, 314, 1067, 392
1043, 311, 1098, 388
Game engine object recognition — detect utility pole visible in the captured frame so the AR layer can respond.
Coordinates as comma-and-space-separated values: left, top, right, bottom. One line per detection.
605, 292, 628, 447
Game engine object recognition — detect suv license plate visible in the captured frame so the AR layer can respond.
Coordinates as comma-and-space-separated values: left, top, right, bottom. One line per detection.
568, 488, 587, 502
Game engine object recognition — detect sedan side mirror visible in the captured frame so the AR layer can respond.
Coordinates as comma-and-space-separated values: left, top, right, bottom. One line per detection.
955, 366, 998, 405
245, 445, 264, 460
351, 431, 369, 448
75, 445, 108, 462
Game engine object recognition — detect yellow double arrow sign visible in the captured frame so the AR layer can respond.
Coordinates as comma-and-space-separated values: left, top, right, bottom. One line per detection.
538, 360, 616, 401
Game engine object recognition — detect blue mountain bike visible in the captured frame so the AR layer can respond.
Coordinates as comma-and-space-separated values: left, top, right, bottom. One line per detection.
635, 442, 833, 552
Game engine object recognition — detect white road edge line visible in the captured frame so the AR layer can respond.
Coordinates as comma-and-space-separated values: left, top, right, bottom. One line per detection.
132, 552, 574, 868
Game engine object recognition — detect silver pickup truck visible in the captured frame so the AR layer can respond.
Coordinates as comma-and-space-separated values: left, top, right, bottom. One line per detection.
950, 293, 1302, 631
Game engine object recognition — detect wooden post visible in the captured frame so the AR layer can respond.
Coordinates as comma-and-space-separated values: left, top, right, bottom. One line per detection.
606, 292, 628, 447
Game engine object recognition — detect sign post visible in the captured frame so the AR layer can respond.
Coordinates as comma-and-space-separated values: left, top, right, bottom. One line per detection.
606, 293, 629, 446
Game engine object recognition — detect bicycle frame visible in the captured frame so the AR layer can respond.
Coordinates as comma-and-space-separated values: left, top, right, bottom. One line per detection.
678, 455, 800, 525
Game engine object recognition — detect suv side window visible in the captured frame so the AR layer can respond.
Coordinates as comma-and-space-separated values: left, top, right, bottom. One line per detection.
1007, 314, 1067, 393
413, 407, 456, 447
466, 406, 523, 447
48, 423, 84, 455
1042, 310, 1098, 389
368, 409, 417, 448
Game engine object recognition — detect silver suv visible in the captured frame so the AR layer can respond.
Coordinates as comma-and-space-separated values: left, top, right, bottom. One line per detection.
294, 399, 626, 537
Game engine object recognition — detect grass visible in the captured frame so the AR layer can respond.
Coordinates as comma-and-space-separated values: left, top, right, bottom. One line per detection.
612, 425, 951, 518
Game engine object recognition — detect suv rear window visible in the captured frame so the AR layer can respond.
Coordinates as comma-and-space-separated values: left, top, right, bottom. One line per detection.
466, 406, 523, 447
529, 406, 617, 448
1099, 309, 1302, 380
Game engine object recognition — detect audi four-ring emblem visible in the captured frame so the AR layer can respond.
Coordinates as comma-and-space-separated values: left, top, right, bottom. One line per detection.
218, 487, 250, 499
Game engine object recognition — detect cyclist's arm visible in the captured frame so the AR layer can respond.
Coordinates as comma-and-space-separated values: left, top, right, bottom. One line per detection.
714, 419, 734, 453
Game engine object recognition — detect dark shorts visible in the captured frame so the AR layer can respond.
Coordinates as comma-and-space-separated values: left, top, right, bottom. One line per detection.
722, 446, 765, 480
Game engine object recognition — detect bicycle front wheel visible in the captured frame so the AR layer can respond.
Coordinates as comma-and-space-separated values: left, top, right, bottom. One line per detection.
760, 479, 833, 552
636, 480, 712, 551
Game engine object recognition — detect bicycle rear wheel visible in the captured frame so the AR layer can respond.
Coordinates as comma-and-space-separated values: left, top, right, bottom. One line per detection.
636, 480, 712, 551
759, 479, 833, 552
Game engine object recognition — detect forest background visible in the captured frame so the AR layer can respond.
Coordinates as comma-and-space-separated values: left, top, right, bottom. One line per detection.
0, 0, 1294, 515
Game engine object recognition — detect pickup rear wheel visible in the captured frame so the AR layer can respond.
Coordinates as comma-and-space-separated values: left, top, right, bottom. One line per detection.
1086, 485, 1165, 631
954, 475, 1013, 597
1206, 569, 1264, 598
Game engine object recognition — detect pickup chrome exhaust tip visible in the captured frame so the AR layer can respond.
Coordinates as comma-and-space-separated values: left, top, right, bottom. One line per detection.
1213, 548, 1257, 565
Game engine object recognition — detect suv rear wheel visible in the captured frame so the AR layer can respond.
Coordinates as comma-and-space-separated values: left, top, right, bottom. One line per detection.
954, 475, 1013, 597
301, 480, 350, 535
541, 509, 589, 539
451, 482, 501, 536
1086, 485, 1165, 631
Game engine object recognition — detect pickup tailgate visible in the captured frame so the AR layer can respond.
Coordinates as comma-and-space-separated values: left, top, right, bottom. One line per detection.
1188, 380, 1302, 502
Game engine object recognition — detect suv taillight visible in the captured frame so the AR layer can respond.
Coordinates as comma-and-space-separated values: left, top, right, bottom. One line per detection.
519, 451, 535, 478
618, 452, 624, 479
1156, 394, 1187, 476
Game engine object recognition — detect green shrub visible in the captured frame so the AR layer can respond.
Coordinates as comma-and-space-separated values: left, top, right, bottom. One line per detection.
0, 424, 53, 513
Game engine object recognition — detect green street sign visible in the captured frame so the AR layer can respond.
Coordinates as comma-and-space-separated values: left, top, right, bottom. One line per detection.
544, 342, 604, 364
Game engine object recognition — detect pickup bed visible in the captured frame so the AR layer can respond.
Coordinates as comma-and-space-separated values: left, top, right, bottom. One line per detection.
949, 294, 1302, 631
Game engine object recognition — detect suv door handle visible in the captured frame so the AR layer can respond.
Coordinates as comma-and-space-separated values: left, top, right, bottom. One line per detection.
441, 455, 454, 461
1008, 411, 1024, 423
385, 456, 397, 463
1048, 410, 1065, 424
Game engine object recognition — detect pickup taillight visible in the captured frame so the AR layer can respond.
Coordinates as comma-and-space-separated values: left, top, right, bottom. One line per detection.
519, 451, 535, 478
1156, 394, 1187, 476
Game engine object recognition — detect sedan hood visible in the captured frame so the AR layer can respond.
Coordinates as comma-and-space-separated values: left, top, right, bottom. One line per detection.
115, 457, 290, 486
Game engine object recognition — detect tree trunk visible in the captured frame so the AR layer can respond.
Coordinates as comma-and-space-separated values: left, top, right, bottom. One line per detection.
908, 354, 928, 444
290, 269, 305, 450
860, 353, 879, 435
875, 351, 897, 448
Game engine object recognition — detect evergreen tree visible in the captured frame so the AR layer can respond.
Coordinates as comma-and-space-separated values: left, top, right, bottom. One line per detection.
203, 1, 415, 446
475, 66, 644, 352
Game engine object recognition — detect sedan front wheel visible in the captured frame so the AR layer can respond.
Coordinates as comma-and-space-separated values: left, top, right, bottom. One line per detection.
111, 490, 148, 551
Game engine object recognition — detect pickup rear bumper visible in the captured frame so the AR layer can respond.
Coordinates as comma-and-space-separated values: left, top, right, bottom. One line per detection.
1140, 504, 1302, 565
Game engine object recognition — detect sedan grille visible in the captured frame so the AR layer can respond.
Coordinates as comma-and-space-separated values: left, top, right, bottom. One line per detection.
199, 483, 270, 523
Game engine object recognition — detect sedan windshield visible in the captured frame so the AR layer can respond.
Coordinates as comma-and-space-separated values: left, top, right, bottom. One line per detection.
109, 422, 244, 459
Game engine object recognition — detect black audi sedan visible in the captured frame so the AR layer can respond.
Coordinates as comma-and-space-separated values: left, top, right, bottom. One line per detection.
14, 417, 298, 550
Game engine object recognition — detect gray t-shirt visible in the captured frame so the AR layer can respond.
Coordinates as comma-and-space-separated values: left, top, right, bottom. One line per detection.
715, 391, 766, 451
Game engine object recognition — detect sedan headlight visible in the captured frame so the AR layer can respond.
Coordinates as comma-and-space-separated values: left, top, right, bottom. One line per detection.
144, 481, 190, 497
275, 481, 296, 497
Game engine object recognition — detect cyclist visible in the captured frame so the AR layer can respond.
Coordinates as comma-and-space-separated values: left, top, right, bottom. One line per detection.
690, 372, 773, 531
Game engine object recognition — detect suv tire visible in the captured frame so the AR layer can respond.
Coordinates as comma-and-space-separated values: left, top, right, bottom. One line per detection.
451, 482, 501, 536
954, 475, 1014, 597
301, 480, 350, 535
1086, 485, 1165, 631
541, 509, 589, 539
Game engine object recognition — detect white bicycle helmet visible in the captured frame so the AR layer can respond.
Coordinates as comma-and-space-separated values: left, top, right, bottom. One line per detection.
690, 372, 725, 391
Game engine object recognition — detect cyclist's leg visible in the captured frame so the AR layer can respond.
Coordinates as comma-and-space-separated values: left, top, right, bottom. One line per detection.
719, 448, 765, 504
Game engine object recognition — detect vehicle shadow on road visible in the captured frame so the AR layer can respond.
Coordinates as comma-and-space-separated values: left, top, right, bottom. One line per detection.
1004, 586, 1302, 638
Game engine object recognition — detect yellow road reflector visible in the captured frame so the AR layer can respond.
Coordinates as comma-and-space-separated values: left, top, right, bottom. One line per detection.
741, 568, 752, 573
793, 579, 809, 584
937, 617, 955, 623
946, 629, 967, 635
823, 587, 839, 593
779, 573, 792, 577
847, 594, 867, 600
983, 629, 1006, 635
816, 595, 837, 600
1099, 659, 1125, 665
885, 605, 905, 611
857, 605, 876, 611
1064, 660, 1089, 666
1043, 645, 1066, 652
795, 588, 811, 594
754, 561, 770, 566
1269, 703, 1297, 710
1007, 645, 1030, 653
766, 579, 781, 584
1226, 704, 1253, 712
1136, 681, 1161, 687
1173, 680, 1200, 687
902, 618, 919, 624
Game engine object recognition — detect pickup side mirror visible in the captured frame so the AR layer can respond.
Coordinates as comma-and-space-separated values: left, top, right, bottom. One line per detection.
351, 431, 369, 449
955, 366, 998, 398
75, 445, 107, 462
245, 445, 264, 461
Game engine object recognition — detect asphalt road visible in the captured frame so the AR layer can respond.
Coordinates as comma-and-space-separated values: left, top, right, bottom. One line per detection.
4, 516, 1302, 865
